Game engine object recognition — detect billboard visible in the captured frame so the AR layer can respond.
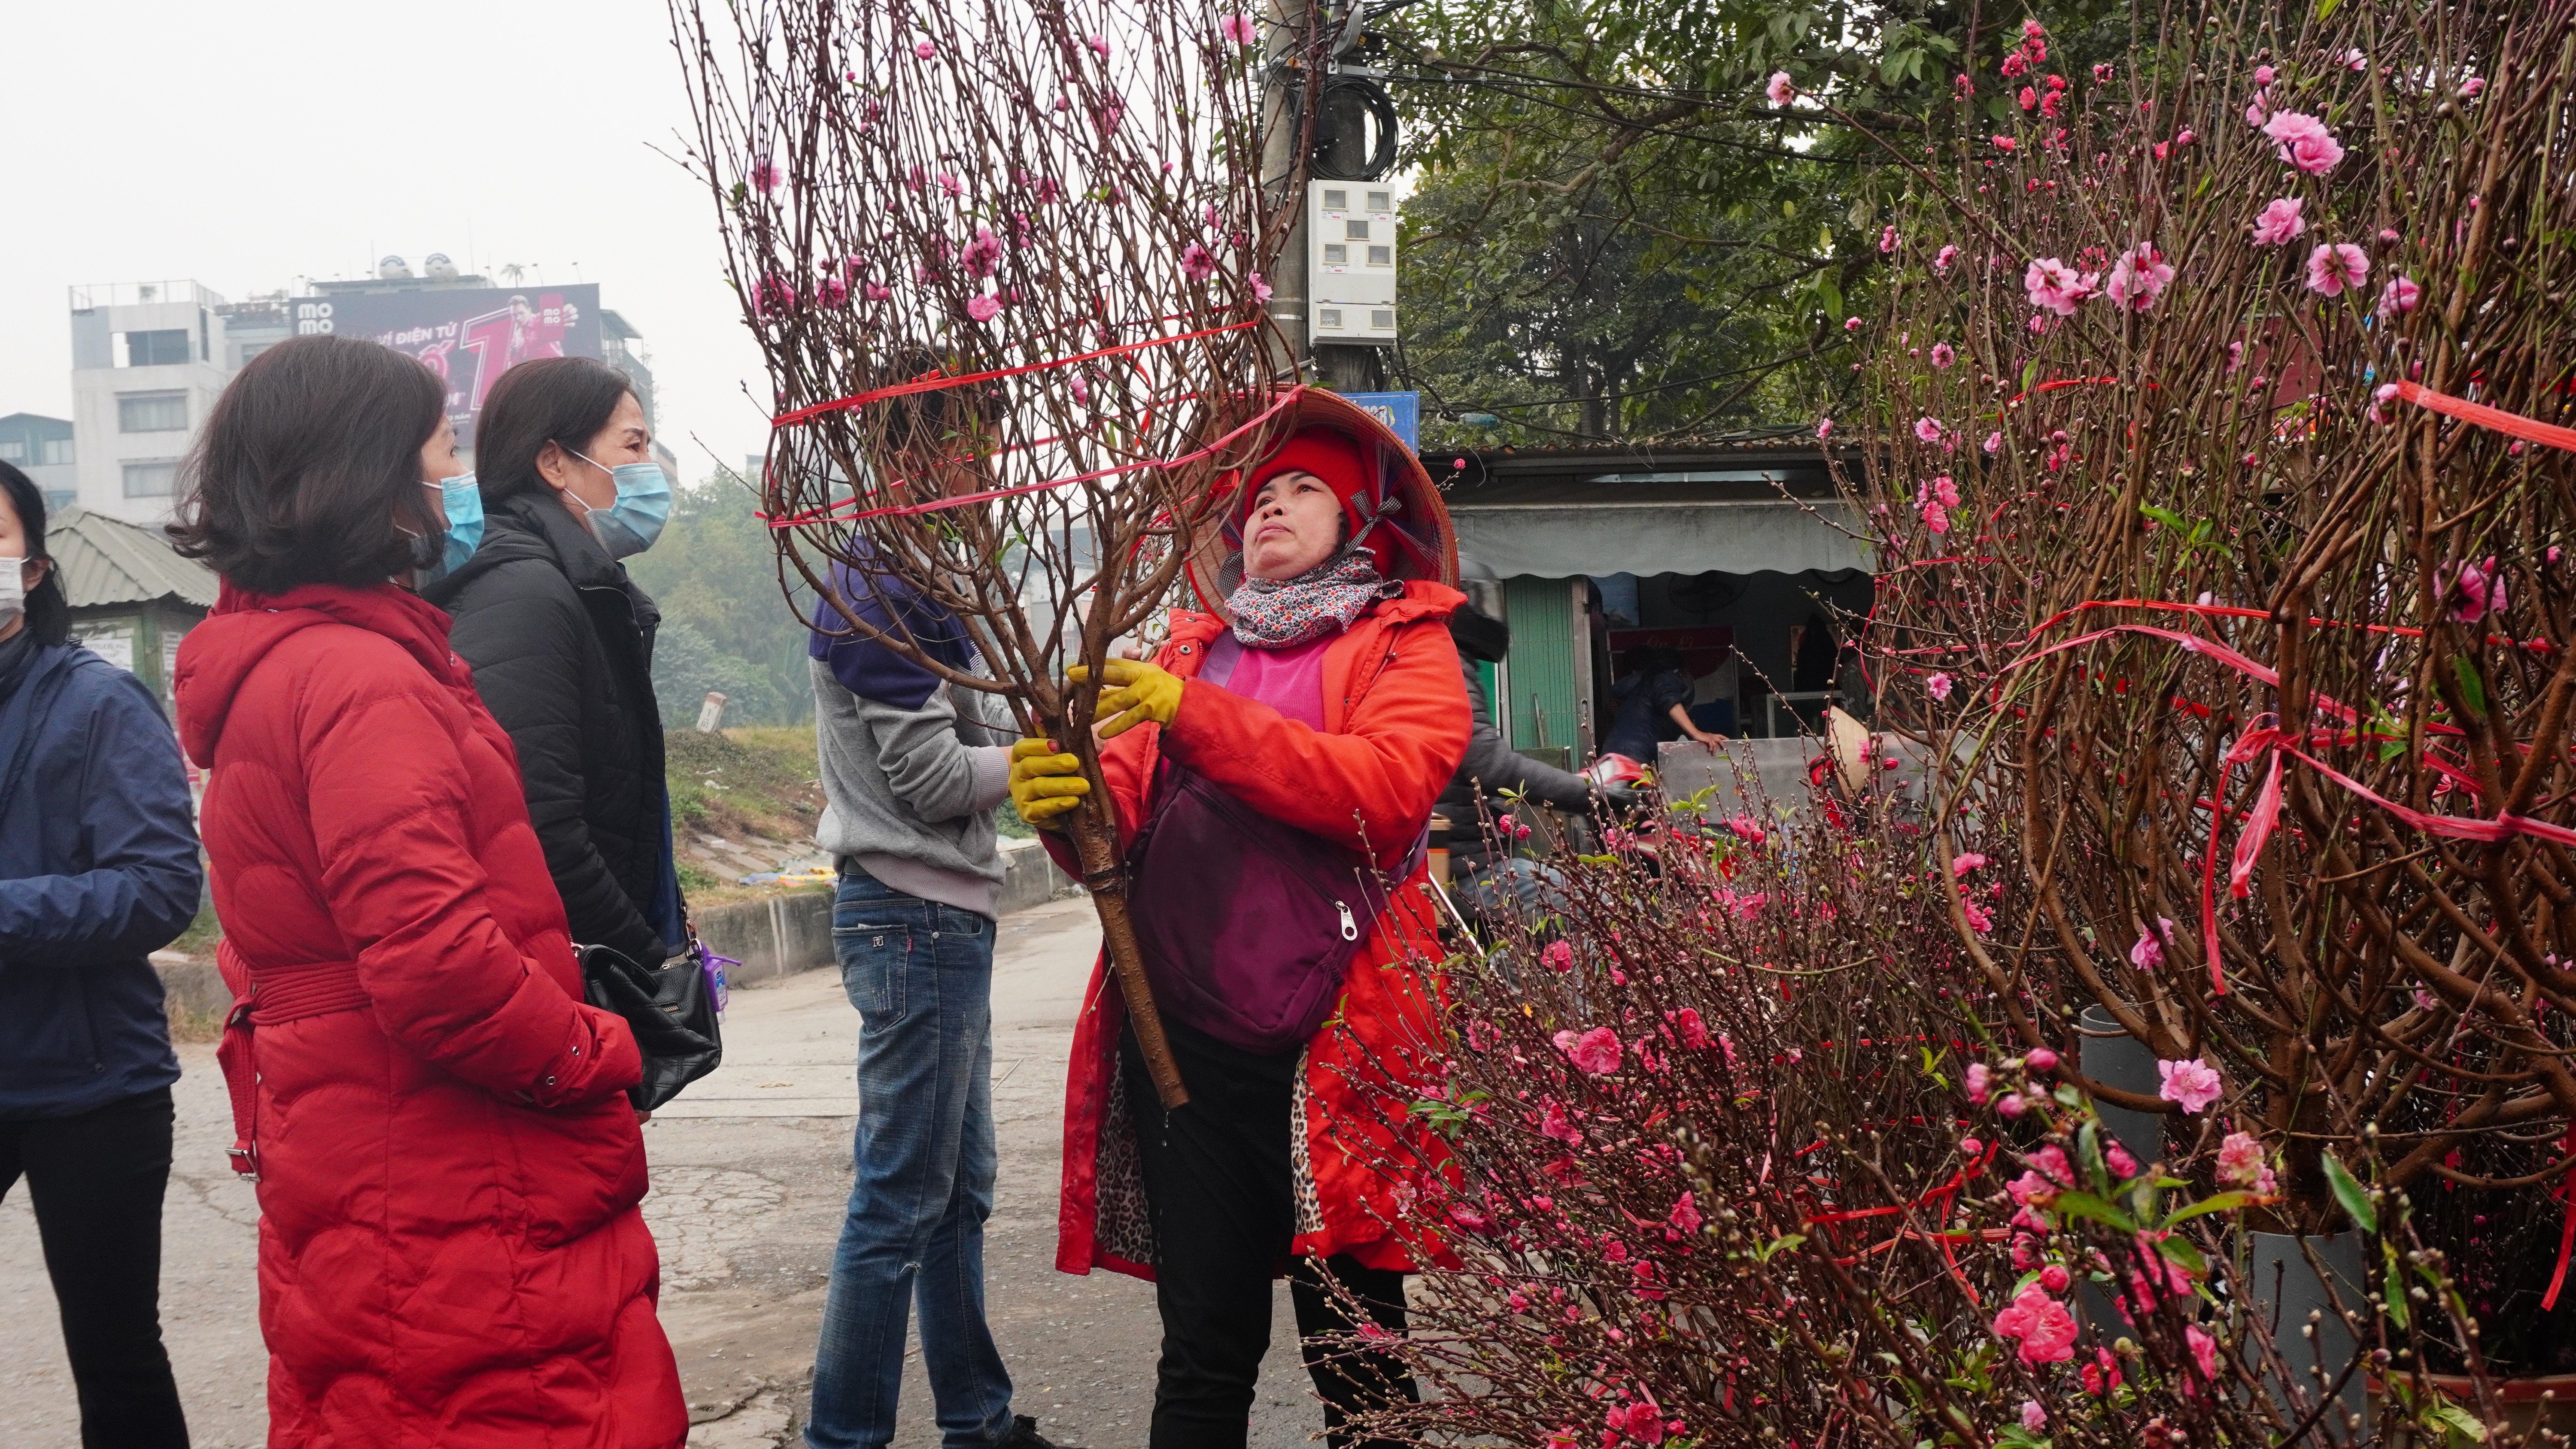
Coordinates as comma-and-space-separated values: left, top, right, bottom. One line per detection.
289, 284, 602, 448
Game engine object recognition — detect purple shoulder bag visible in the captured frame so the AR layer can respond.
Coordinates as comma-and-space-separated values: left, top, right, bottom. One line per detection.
1123, 760, 1423, 1055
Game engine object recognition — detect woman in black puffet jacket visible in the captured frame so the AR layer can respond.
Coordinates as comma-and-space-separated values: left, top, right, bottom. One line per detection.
424, 356, 683, 967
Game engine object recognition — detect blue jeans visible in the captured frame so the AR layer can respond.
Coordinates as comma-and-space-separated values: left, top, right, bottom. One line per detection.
808, 873, 1013, 1449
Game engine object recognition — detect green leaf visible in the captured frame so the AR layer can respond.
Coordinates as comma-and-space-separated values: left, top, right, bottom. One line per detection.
2452, 656, 2488, 717
2323, 1151, 2379, 1234
2141, 504, 2189, 531
2163, 1191, 2257, 1226
2315, 0, 2343, 17
1754, 1232, 1807, 1263
2047, 1190, 2140, 1234
2157, 1233, 2210, 1277
2430, 1400, 2491, 1442
2385, 1260, 2412, 1329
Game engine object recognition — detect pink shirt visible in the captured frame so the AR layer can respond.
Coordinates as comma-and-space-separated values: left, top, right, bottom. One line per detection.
1199, 634, 1331, 729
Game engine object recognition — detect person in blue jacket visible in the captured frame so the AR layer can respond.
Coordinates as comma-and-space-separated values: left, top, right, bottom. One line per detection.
0, 461, 200, 1448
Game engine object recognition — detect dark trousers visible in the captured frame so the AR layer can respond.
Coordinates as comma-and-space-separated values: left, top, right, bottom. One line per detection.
1120, 1024, 1418, 1449
0, 1086, 189, 1449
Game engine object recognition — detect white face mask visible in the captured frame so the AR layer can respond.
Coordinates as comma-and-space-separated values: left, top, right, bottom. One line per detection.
0, 558, 24, 629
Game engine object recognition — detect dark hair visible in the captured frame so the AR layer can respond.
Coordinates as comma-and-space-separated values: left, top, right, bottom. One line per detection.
474, 357, 635, 505
0, 461, 71, 646
166, 334, 446, 594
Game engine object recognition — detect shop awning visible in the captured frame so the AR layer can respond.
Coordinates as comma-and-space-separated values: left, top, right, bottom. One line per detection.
1450, 497, 1871, 579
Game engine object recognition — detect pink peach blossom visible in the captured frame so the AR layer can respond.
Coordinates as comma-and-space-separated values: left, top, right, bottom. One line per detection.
2253, 64, 2276, 84
2186, 1324, 2220, 1379
2215, 1131, 2278, 1193
1218, 13, 1258, 44
2305, 242, 2369, 297
2104, 242, 2176, 312
2026, 1046, 2059, 1073
1930, 341, 1957, 368
912, 39, 937, 59
1951, 852, 1986, 877
1815, 418, 1834, 440
2263, 111, 2346, 174
2039, 1263, 2072, 1293
1541, 940, 1574, 973
2158, 1057, 2224, 1113
1992, 1282, 2080, 1365
2130, 917, 2173, 970
1927, 672, 1954, 701
2461, 76, 2487, 98
1992, 135, 2018, 152
1559, 1026, 1622, 1075
2021, 1401, 2047, 1432
1181, 242, 1217, 282
1249, 273, 1273, 304
1965, 1061, 1993, 1104
1666, 1007, 1711, 1050
1084, 33, 1110, 57
1765, 71, 1795, 106
2024, 256, 2096, 315
1982, 430, 2003, 454
966, 294, 1002, 322
1934, 244, 1959, 273
1914, 416, 1945, 444
1879, 225, 1899, 253
2442, 557, 2507, 622
2377, 273, 2421, 317
2251, 196, 2306, 247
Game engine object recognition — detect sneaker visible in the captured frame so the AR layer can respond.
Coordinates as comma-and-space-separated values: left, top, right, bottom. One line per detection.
993, 1414, 1081, 1449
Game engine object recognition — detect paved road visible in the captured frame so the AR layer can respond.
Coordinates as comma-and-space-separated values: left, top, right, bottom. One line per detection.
0, 897, 1330, 1448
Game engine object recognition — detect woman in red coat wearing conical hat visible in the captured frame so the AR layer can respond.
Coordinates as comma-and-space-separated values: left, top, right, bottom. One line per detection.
1015, 391, 1470, 1449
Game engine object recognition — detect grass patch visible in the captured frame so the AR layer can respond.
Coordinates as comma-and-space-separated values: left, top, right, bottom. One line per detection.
167, 897, 222, 958
666, 726, 825, 843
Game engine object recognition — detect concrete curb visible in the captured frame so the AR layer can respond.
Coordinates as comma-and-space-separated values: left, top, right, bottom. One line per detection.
158, 836, 1079, 1013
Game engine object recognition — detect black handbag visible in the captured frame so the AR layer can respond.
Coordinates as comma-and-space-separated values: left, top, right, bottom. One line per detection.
579, 941, 723, 1111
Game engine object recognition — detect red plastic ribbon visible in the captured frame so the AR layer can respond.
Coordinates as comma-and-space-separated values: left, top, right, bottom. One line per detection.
2395, 379, 2576, 454
768, 316, 1262, 428
2547, 1122, 2576, 1312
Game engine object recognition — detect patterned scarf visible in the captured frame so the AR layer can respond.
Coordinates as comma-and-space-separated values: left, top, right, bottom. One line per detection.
1227, 550, 1401, 648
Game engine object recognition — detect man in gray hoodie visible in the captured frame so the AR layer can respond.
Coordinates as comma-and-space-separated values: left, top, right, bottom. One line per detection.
800, 549, 1067, 1449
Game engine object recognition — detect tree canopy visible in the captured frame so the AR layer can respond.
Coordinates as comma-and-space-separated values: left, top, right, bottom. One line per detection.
1379, 0, 2123, 449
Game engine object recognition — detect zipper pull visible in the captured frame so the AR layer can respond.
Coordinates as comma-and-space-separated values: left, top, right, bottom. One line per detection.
1338, 900, 1359, 941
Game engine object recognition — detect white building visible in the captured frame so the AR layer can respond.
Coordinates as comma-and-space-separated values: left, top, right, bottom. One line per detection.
64, 270, 676, 528
67, 281, 236, 527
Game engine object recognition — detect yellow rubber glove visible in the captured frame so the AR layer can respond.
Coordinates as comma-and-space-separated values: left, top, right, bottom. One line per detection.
1008, 738, 1091, 829
1068, 659, 1185, 740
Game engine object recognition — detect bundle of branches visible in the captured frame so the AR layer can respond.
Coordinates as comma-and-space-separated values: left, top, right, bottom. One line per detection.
1842, 0, 2576, 1249
1323, 788, 2494, 1446
671, 0, 1313, 1102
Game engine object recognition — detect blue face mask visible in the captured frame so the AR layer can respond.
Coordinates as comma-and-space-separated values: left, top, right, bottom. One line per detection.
573, 453, 671, 560
423, 473, 485, 576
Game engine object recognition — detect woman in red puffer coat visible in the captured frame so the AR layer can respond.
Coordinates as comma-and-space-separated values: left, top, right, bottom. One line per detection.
170, 335, 687, 1449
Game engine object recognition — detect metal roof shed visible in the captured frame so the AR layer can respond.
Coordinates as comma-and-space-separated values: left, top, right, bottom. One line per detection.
1431, 439, 1871, 761
50, 504, 218, 707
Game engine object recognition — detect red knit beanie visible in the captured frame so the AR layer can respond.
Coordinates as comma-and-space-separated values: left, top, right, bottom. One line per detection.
1234, 426, 1393, 574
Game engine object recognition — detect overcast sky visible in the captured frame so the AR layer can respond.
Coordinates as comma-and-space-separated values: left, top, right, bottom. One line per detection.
0, 0, 776, 482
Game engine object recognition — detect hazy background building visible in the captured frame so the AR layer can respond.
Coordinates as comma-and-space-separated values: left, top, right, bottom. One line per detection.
54, 262, 676, 527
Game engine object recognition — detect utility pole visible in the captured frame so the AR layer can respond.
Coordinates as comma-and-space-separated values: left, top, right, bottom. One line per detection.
1262, 0, 1395, 393
1259, 0, 1312, 385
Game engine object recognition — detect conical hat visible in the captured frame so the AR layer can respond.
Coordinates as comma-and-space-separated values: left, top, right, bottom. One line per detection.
1185, 389, 1457, 620
1826, 705, 1877, 794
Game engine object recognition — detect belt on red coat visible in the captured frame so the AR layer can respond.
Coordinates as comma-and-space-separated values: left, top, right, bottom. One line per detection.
213, 944, 372, 1182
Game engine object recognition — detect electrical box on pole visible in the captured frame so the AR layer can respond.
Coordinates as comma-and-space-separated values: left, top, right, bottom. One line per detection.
1307, 180, 1397, 346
